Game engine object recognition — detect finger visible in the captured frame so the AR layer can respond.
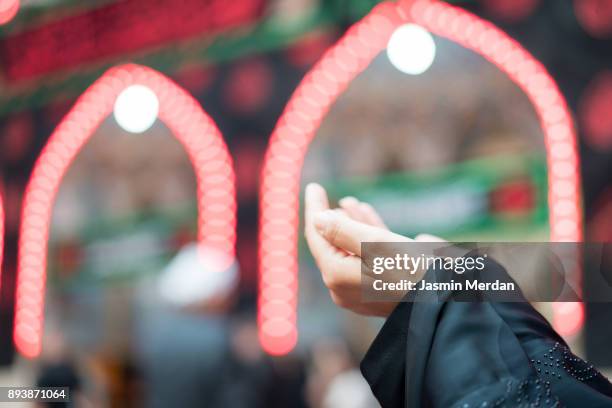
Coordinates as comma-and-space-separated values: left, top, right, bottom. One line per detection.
320, 254, 361, 292
338, 196, 359, 207
304, 183, 334, 259
339, 197, 387, 229
358, 202, 387, 229
338, 196, 362, 218
339, 197, 373, 226
314, 210, 409, 256
305, 183, 330, 216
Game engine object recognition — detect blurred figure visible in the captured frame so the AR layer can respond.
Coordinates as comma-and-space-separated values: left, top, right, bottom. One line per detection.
134, 243, 238, 408
212, 310, 309, 408
36, 329, 92, 408
210, 316, 273, 408
323, 370, 379, 408
263, 355, 309, 408
307, 338, 379, 408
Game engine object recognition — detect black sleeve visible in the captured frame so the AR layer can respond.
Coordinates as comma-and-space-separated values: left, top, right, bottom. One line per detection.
361, 260, 612, 408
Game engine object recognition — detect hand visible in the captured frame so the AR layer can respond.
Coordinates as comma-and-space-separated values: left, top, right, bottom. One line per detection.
304, 183, 409, 317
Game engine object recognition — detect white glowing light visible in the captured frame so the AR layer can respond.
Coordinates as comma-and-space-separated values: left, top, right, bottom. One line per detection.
386, 24, 436, 75
113, 85, 159, 133
158, 243, 238, 307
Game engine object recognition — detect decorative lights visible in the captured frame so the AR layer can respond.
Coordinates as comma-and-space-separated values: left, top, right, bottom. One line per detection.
15, 64, 236, 358
258, 0, 583, 355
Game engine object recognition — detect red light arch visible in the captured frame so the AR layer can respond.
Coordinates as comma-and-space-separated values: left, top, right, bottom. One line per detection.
15, 64, 236, 358
259, 0, 583, 355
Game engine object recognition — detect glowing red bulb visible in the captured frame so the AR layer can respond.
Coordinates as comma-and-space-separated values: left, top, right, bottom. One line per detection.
579, 71, 612, 151
482, 0, 540, 22
574, 0, 612, 39
553, 302, 585, 337
224, 59, 273, 113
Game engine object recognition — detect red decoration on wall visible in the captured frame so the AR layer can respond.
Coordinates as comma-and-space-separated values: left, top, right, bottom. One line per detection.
0, 0, 264, 81
286, 31, 336, 68
174, 64, 217, 95
3, 181, 21, 234
589, 188, 612, 242
14, 64, 236, 358
579, 71, 612, 151
574, 0, 612, 38
482, 0, 540, 22
234, 139, 263, 201
258, 0, 583, 355
1, 113, 34, 164
224, 59, 273, 114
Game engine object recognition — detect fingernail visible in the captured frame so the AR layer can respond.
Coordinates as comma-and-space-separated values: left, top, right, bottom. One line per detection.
305, 183, 321, 196
313, 210, 333, 233
339, 196, 358, 206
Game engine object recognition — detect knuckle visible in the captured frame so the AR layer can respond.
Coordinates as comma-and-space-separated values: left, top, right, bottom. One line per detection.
321, 266, 338, 290
330, 292, 347, 308
325, 273, 340, 291
321, 260, 339, 289
321, 271, 333, 288
326, 218, 341, 244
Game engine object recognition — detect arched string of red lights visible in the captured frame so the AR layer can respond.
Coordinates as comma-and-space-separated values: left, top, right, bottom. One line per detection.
258, 0, 583, 355
15, 64, 236, 358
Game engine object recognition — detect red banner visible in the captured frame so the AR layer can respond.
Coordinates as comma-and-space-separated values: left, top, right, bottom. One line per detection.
0, 0, 265, 81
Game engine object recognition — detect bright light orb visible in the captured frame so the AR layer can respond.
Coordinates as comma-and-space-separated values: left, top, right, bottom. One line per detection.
113, 85, 159, 133
386, 23, 436, 75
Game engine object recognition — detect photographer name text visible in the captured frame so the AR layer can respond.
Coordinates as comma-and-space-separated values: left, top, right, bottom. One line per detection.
372, 279, 515, 292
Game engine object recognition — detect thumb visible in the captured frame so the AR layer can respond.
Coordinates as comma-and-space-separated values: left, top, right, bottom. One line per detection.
313, 210, 409, 256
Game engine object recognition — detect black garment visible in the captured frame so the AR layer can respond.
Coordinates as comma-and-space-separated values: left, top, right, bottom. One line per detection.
361, 260, 612, 407
36, 361, 81, 408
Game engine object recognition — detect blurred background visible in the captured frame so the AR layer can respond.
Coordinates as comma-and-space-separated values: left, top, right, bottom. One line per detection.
0, 0, 610, 406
